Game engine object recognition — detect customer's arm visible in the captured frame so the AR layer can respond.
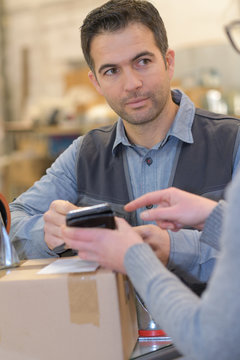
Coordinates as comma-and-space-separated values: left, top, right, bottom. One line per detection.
124, 181, 238, 360
9, 137, 82, 259
127, 188, 218, 283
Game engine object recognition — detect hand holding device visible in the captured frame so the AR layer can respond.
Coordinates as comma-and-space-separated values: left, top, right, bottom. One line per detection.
66, 203, 116, 229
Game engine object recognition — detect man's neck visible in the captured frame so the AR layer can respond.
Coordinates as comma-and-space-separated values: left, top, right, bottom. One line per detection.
123, 99, 179, 149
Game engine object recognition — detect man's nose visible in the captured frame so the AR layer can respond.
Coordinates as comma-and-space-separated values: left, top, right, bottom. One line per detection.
123, 69, 143, 92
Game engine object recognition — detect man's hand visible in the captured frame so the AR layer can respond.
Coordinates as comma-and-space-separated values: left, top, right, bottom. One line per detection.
43, 200, 79, 250
62, 217, 143, 273
133, 224, 170, 266
125, 187, 217, 231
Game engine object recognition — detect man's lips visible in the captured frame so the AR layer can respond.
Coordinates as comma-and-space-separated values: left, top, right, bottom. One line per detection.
125, 97, 149, 107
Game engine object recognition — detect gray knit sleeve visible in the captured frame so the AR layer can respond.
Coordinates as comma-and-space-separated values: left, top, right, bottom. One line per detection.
200, 200, 227, 251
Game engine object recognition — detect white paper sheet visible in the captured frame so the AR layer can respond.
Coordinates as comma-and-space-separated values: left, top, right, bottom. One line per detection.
37, 257, 99, 274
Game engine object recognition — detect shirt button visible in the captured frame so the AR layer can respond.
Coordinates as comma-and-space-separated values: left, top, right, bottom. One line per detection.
146, 204, 153, 209
145, 157, 153, 166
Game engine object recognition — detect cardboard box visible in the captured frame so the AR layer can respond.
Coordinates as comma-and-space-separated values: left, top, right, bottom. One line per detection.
0, 259, 138, 360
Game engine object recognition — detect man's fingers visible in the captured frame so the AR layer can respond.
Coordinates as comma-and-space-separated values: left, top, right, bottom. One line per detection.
114, 217, 129, 230
140, 206, 178, 222
44, 221, 63, 238
125, 193, 161, 212
45, 233, 66, 250
61, 226, 110, 246
50, 200, 79, 215
125, 189, 171, 212
44, 209, 66, 227
155, 220, 182, 231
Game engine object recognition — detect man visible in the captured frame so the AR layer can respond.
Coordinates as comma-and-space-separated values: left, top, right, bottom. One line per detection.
60, 19, 240, 359
10, 0, 240, 289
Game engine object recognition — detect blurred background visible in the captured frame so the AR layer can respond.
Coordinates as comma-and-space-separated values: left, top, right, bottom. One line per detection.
0, 0, 240, 201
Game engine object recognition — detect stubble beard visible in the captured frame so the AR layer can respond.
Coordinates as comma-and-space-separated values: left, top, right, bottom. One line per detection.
108, 91, 169, 127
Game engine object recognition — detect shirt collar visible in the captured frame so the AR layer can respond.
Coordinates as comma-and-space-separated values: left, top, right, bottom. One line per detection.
167, 89, 194, 145
112, 119, 131, 155
112, 88, 195, 154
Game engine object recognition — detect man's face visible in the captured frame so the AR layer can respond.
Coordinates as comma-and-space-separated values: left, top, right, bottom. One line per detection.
88, 23, 175, 127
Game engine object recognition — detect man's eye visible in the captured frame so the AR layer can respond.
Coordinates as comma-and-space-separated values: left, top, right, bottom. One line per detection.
138, 58, 151, 66
104, 68, 118, 76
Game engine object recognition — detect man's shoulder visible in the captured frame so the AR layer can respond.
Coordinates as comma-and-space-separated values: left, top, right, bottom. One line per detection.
85, 122, 117, 136
81, 122, 118, 150
195, 108, 240, 124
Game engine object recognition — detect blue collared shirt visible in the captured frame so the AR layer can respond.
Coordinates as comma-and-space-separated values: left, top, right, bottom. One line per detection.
113, 89, 194, 225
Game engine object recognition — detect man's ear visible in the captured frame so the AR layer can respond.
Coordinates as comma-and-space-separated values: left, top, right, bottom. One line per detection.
88, 71, 103, 95
165, 49, 175, 80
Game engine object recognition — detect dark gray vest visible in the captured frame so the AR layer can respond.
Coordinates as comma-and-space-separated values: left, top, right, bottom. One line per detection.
76, 109, 240, 225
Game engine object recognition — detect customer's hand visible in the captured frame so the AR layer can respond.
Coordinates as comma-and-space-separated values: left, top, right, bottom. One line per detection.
133, 224, 170, 266
61, 217, 143, 273
44, 200, 79, 250
125, 187, 217, 231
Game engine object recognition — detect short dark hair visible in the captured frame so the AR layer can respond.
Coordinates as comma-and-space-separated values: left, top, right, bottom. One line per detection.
80, 0, 169, 72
